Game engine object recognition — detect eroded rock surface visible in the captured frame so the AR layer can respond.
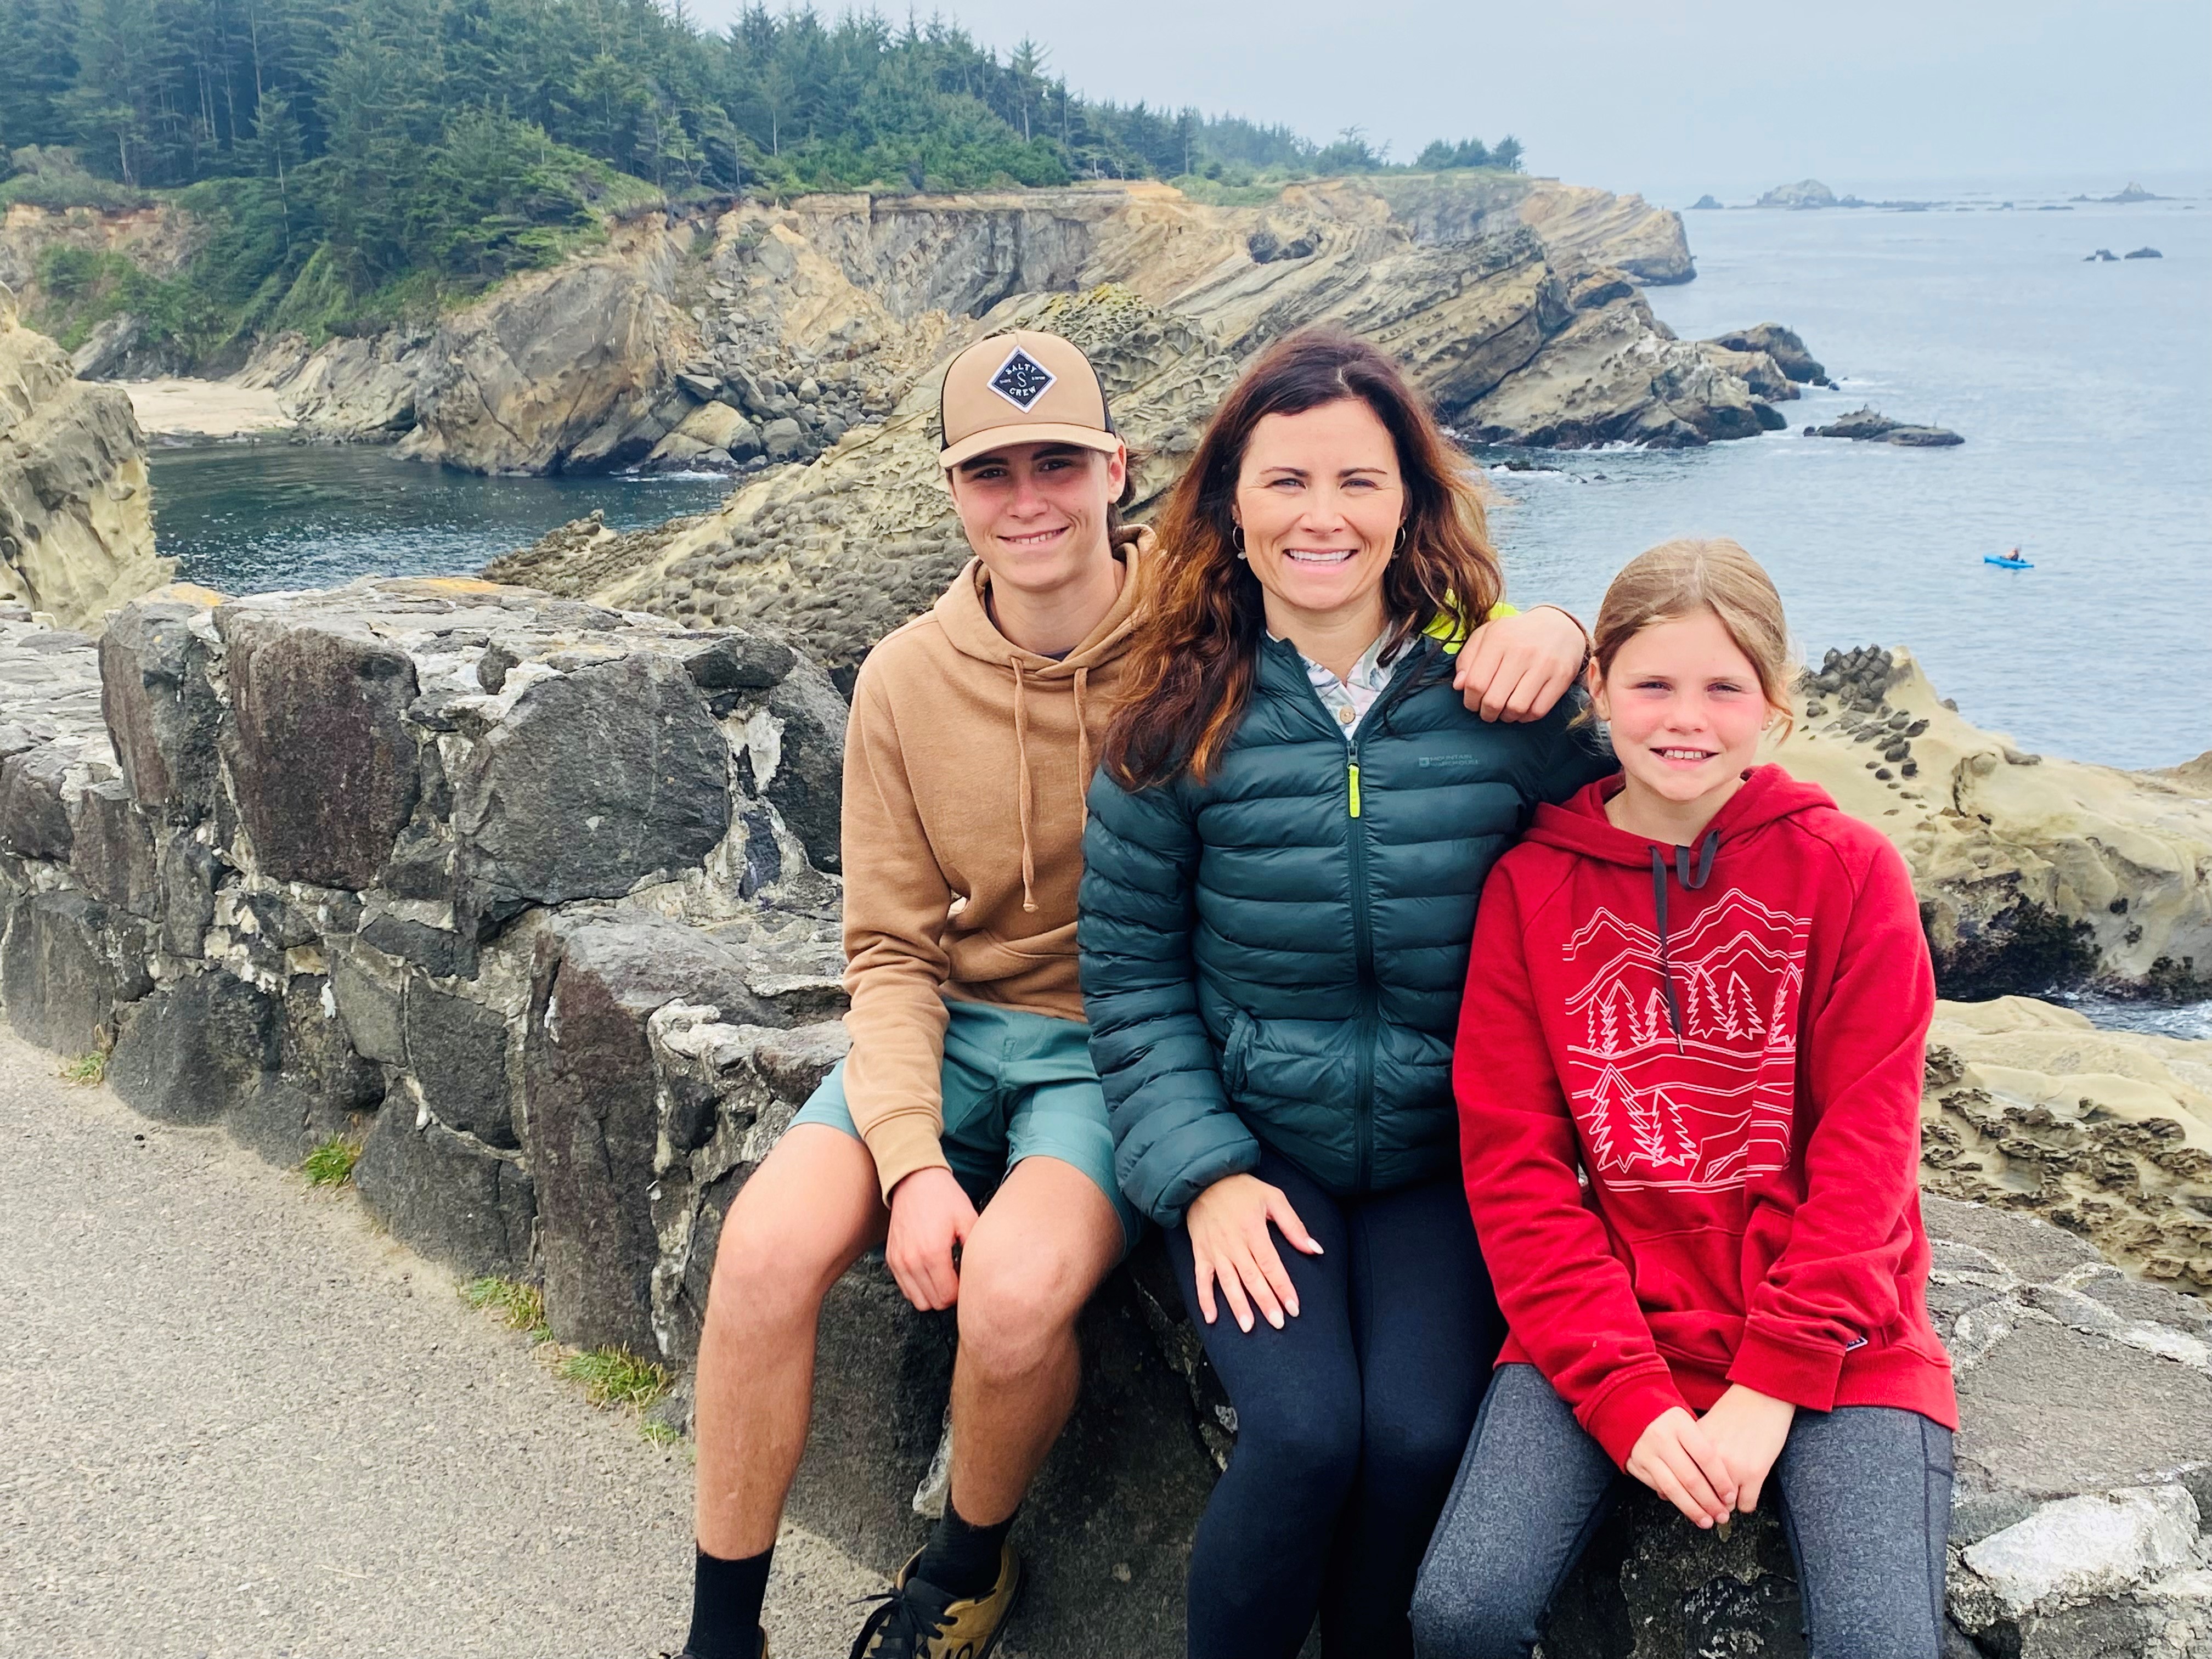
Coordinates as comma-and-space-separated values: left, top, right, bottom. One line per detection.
1921, 997, 2212, 1295
1784, 646, 2210, 999
0, 281, 169, 629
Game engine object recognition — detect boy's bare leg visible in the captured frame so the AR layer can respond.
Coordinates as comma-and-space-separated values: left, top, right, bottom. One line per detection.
943, 1156, 1126, 1525
693, 1124, 889, 1558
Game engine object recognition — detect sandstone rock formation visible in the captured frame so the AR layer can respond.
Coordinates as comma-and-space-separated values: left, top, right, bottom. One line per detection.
1922, 997, 2211, 1296
4, 591, 2210, 1656
210, 172, 1735, 479
1783, 646, 2210, 999
0, 281, 169, 630
1705, 321, 1829, 386
486, 176, 1789, 668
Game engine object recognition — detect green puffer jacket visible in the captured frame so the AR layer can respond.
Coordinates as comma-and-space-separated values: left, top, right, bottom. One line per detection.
1080, 631, 1613, 1227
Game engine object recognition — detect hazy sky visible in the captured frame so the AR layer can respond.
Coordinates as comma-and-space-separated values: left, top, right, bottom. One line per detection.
687, 0, 2212, 204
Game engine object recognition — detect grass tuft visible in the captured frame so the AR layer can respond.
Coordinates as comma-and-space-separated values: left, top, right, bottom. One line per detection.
639, 1416, 681, 1448
557, 1346, 674, 1411
58, 1052, 108, 1087
302, 1136, 365, 1187
464, 1276, 551, 1344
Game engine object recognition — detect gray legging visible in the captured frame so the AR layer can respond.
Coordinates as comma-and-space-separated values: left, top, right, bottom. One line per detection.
1411, 1364, 1954, 1659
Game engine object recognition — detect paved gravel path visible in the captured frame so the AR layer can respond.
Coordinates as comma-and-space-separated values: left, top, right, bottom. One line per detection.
0, 1029, 884, 1659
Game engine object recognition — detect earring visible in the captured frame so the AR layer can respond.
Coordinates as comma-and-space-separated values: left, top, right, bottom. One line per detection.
1232, 525, 1248, 561
1392, 523, 1407, 554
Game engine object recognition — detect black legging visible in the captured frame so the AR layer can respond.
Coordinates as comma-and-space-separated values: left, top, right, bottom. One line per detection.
1168, 1148, 1504, 1659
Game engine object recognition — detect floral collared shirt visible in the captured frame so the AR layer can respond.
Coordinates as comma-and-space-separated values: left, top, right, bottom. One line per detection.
1275, 628, 1399, 741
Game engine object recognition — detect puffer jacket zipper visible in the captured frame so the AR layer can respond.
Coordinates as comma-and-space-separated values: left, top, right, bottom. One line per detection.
1284, 637, 1433, 1194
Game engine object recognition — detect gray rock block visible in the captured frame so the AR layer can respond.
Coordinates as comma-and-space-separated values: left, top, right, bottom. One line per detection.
98, 600, 222, 821
403, 981, 514, 1147
227, 1075, 321, 1166
219, 610, 422, 889
453, 653, 729, 924
156, 834, 221, 957
106, 968, 278, 1124
67, 778, 156, 914
760, 416, 804, 461
0, 742, 73, 857
328, 945, 406, 1065
1, 889, 124, 1052
523, 916, 775, 1351
354, 1105, 535, 1279
761, 657, 847, 874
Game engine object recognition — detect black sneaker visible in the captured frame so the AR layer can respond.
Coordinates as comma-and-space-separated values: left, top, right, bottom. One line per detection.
848, 1545, 1020, 1658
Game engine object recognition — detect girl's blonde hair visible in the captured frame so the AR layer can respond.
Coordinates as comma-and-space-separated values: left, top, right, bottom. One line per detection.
1591, 538, 1795, 737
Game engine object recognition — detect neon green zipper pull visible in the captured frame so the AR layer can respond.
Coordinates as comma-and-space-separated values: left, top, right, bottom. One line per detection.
1348, 763, 1362, 817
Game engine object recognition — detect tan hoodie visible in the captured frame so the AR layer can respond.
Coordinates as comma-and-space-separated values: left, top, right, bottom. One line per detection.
839, 531, 1153, 1198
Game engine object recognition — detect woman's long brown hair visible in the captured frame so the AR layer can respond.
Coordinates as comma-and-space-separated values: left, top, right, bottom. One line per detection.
1103, 326, 1505, 788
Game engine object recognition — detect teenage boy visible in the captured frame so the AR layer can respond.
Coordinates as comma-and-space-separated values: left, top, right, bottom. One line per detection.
679, 330, 1590, 1659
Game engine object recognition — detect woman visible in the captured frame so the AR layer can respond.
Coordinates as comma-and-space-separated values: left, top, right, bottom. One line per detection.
1078, 327, 1611, 1658
1414, 540, 1956, 1659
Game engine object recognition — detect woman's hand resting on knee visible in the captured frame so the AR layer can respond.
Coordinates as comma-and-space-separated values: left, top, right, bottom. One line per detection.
1186, 1173, 1324, 1334
886, 1166, 978, 1311
1627, 1407, 1738, 1529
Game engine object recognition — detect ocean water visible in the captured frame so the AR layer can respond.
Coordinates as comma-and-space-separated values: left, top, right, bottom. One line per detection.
1483, 181, 2212, 772
148, 180, 2211, 769
148, 444, 735, 597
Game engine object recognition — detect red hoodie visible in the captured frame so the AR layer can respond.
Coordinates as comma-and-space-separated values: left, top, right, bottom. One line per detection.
1454, 765, 1957, 1470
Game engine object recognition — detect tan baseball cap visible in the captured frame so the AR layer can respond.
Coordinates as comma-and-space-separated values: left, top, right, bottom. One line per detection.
935, 329, 1121, 470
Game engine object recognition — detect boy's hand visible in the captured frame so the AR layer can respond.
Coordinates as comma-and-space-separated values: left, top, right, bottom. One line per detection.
1697, 1385, 1797, 1514
1627, 1406, 1738, 1528
1454, 605, 1589, 723
885, 1166, 977, 1311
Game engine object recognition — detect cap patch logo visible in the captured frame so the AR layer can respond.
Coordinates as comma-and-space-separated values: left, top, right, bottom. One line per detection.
988, 346, 1056, 411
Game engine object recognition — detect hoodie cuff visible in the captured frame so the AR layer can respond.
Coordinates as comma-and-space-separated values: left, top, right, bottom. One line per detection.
862, 1115, 953, 1205
1727, 1324, 1847, 1413
1581, 1367, 1692, 1471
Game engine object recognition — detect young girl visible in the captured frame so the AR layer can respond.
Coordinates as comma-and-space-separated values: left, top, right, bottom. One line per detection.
1412, 539, 1957, 1659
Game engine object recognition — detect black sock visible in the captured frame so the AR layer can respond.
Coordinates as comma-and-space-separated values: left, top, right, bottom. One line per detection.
685, 1544, 771, 1659
912, 1496, 1015, 1600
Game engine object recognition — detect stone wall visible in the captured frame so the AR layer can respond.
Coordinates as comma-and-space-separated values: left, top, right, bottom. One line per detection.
4, 586, 2209, 1657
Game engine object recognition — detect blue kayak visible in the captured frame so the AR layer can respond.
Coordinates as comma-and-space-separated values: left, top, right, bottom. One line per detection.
1984, 554, 2034, 569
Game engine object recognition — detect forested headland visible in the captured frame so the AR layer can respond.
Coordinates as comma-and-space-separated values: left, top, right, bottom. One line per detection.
0, 0, 1522, 359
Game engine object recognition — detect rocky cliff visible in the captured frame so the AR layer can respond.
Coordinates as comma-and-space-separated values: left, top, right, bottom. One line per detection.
240, 173, 1736, 480
0, 281, 169, 630
482, 173, 1786, 664
3, 586, 2208, 1658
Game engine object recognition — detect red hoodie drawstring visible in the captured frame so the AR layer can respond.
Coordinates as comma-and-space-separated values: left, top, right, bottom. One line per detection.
1651, 830, 1721, 1053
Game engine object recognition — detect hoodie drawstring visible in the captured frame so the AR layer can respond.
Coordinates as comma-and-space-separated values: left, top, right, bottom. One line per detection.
1009, 658, 1038, 912
1073, 666, 1092, 832
1651, 829, 1720, 1052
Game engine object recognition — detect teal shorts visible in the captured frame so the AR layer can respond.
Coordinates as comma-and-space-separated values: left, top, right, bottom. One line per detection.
793, 997, 1143, 1248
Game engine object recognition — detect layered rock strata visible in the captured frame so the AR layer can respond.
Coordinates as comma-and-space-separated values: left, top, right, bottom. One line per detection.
242, 173, 1743, 481
486, 180, 1781, 674
6, 590, 2211, 1655
0, 281, 169, 630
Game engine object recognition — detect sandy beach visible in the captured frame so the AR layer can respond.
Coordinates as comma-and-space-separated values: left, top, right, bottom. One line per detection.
124, 375, 290, 440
